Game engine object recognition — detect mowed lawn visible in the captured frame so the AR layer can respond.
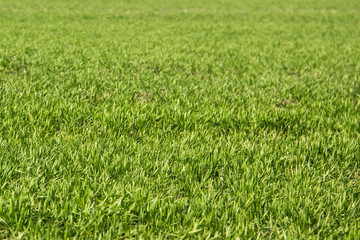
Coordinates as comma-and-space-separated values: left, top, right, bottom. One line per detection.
1, 0, 360, 238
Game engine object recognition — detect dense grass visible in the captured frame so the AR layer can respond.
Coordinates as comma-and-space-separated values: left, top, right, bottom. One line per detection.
1, 0, 360, 238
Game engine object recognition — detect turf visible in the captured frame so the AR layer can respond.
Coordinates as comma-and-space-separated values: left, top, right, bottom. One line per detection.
0, 0, 360, 238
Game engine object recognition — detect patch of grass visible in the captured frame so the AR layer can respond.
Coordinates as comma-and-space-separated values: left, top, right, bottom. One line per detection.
0, 0, 360, 238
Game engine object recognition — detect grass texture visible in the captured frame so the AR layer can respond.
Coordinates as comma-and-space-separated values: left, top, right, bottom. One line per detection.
0, 0, 360, 238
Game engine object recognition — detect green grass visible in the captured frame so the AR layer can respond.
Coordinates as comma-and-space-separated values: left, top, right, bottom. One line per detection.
1, 0, 360, 238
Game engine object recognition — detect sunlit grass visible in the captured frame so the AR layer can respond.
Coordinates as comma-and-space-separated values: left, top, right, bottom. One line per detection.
0, 0, 360, 238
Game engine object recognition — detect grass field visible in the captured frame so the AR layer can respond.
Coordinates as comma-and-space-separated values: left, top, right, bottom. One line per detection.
1, 0, 360, 238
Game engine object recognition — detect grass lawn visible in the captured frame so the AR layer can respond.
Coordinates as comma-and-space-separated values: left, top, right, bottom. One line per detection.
1, 0, 360, 238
